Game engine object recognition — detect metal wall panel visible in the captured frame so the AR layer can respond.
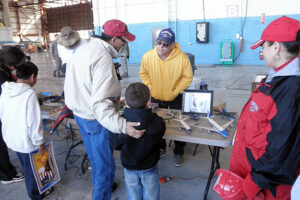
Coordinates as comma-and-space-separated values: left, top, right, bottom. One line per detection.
9, 5, 43, 42
46, 2, 93, 33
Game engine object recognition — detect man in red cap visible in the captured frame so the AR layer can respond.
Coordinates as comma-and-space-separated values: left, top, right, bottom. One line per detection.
64, 19, 145, 200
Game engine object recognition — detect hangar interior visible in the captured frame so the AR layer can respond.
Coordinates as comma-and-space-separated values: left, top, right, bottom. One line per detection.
0, 0, 299, 200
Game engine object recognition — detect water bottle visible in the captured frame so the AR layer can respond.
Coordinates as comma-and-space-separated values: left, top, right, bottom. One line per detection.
200, 81, 208, 90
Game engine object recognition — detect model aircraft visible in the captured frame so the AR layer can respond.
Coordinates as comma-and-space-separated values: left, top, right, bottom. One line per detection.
161, 108, 234, 137
166, 106, 175, 118
206, 112, 229, 137
165, 107, 192, 134
190, 112, 234, 138
173, 113, 192, 134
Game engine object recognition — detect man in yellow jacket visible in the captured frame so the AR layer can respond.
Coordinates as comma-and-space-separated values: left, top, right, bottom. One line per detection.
139, 28, 193, 167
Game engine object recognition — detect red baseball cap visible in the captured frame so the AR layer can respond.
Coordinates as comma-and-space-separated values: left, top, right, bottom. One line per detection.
251, 16, 300, 49
103, 19, 136, 42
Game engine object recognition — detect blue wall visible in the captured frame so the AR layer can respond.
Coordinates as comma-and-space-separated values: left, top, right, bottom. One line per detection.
95, 14, 300, 66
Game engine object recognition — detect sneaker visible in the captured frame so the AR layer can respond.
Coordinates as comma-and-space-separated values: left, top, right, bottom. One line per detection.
43, 186, 55, 197
160, 149, 167, 159
173, 155, 184, 167
1, 172, 25, 185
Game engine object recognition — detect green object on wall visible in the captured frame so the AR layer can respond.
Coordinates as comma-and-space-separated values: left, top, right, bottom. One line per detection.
220, 41, 234, 65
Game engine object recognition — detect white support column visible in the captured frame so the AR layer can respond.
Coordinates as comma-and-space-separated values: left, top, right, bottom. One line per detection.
92, 0, 101, 27
0, 0, 13, 42
168, 0, 177, 39
2, 0, 11, 27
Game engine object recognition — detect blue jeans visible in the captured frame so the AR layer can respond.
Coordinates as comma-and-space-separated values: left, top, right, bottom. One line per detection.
124, 166, 160, 200
74, 115, 115, 200
16, 152, 43, 200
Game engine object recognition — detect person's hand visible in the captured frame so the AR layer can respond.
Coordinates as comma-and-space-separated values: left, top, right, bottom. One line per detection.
125, 122, 145, 139
120, 98, 126, 108
114, 62, 121, 69
39, 143, 45, 152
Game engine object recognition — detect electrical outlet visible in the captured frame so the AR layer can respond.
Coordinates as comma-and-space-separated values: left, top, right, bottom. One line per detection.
236, 33, 240, 39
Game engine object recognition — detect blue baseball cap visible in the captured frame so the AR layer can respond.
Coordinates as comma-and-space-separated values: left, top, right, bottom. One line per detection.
157, 28, 175, 45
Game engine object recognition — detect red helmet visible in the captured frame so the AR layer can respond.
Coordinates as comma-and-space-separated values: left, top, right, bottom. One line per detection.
213, 169, 247, 200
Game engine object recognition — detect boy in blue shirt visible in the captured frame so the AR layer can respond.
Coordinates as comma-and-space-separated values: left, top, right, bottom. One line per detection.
110, 82, 165, 200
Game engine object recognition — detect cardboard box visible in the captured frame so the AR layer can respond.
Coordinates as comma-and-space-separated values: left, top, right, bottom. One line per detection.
251, 74, 267, 92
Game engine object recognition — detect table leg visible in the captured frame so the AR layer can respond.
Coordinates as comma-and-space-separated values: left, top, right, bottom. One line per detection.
64, 123, 83, 170
81, 153, 90, 174
193, 144, 199, 156
203, 146, 221, 200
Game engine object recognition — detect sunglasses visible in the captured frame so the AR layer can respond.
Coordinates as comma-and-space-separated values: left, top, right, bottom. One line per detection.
118, 37, 127, 43
156, 41, 170, 48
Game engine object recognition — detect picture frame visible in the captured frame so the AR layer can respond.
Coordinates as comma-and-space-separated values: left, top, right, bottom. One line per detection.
30, 142, 60, 194
182, 89, 214, 116
196, 22, 209, 43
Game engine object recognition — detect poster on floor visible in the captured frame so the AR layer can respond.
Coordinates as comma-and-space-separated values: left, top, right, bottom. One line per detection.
29, 142, 60, 194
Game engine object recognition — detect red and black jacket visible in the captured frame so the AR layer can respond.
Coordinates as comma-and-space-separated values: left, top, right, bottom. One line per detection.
230, 59, 300, 200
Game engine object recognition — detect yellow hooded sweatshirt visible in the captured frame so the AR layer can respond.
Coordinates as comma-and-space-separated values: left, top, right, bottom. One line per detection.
140, 42, 193, 101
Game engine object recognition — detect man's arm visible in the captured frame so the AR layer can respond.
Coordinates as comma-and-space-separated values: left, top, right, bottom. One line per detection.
173, 56, 193, 95
139, 55, 153, 90
91, 54, 144, 138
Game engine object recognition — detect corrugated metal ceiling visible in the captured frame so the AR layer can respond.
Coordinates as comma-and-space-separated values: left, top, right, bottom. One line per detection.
9, 0, 91, 8
6, 0, 93, 43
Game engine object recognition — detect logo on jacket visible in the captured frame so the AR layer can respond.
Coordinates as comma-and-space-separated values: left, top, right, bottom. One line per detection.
250, 101, 258, 112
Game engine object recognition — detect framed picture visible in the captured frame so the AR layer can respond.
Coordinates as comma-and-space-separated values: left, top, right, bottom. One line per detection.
30, 142, 60, 194
182, 89, 214, 116
196, 22, 209, 43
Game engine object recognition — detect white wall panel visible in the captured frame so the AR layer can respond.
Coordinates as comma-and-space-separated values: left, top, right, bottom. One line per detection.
93, 0, 300, 26
93, 0, 169, 26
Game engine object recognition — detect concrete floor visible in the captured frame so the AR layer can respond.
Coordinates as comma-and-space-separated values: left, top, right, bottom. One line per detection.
0, 51, 270, 200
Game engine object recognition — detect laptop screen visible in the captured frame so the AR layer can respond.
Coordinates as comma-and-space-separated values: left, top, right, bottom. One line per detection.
182, 89, 214, 116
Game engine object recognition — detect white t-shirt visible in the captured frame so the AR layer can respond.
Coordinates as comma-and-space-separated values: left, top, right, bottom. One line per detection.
291, 175, 300, 200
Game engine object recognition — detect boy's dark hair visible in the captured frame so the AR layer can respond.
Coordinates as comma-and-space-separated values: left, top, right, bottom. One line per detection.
16, 61, 38, 80
0, 46, 25, 67
125, 82, 150, 109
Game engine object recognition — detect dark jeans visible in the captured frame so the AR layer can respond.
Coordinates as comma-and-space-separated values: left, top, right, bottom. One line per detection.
16, 152, 43, 200
0, 122, 17, 181
152, 94, 186, 156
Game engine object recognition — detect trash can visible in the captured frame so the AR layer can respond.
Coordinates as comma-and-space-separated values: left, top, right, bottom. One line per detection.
185, 52, 196, 74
